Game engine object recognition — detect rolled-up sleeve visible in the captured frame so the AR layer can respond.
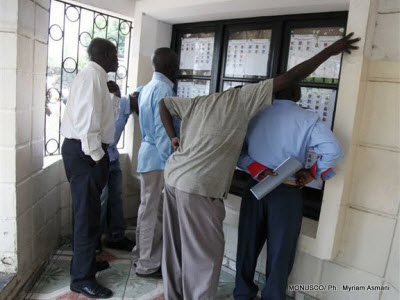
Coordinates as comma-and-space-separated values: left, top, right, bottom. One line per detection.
309, 121, 344, 180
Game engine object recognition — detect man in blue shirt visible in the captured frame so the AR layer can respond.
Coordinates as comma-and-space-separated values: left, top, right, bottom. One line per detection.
99, 83, 143, 252
132, 48, 179, 279
234, 84, 344, 300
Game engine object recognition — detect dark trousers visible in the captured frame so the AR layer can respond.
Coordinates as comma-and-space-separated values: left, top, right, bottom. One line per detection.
100, 159, 126, 242
61, 138, 109, 285
234, 180, 303, 300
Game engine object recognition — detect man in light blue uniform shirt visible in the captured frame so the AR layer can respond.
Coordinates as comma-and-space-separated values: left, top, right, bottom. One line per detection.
132, 47, 179, 278
99, 84, 143, 252
234, 84, 344, 300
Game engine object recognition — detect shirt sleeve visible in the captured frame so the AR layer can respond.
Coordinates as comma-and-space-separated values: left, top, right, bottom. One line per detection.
237, 141, 254, 171
237, 141, 267, 179
154, 88, 175, 163
163, 96, 192, 119
111, 95, 131, 147
238, 78, 274, 119
309, 121, 344, 180
78, 77, 105, 161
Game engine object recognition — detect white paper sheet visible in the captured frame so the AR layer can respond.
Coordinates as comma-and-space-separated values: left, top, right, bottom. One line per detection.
225, 38, 270, 77
177, 80, 210, 98
180, 37, 214, 72
287, 34, 342, 79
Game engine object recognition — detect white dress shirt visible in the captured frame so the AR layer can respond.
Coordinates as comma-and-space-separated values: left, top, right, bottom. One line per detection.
61, 61, 115, 161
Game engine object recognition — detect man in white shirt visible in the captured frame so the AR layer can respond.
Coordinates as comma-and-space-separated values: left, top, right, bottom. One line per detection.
61, 38, 118, 299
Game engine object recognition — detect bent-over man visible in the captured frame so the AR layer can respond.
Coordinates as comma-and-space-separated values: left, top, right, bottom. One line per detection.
234, 84, 344, 300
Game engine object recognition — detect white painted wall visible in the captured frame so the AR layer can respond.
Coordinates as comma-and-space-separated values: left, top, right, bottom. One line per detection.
66, 0, 135, 19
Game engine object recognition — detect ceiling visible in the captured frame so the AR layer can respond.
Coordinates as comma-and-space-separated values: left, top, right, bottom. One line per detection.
135, 0, 350, 24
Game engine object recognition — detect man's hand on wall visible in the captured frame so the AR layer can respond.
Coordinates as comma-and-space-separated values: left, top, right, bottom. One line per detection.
325, 32, 361, 55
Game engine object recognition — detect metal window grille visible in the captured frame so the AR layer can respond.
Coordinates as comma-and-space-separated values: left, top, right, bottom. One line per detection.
44, 0, 132, 156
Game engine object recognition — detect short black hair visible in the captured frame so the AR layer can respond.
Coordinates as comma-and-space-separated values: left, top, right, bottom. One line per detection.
87, 38, 116, 61
152, 47, 178, 71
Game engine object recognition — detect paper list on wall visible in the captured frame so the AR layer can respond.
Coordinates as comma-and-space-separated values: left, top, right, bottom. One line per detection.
177, 81, 210, 98
225, 39, 270, 77
298, 87, 337, 129
179, 37, 214, 72
298, 87, 337, 190
287, 34, 342, 79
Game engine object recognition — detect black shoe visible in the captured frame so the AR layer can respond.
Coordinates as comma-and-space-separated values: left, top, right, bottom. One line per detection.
136, 269, 162, 279
105, 236, 135, 252
96, 261, 110, 272
70, 281, 112, 299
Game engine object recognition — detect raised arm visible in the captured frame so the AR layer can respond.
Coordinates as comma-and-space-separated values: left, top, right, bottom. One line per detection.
159, 98, 180, 150
273, 33, 361, 93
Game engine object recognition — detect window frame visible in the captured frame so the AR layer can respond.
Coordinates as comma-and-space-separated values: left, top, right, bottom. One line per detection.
44, 0, 133, 156
171, 12, 348, 222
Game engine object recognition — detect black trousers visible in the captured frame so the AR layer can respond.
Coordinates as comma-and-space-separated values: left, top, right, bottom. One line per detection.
61, 138, 109, 285
234, 180, 303, 300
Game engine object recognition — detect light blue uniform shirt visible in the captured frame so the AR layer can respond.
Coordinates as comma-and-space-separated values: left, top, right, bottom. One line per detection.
238, 99, 344, 180
137, 72, 175, 173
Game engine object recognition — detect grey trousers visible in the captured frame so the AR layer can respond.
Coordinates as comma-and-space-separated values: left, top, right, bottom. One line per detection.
162, 183, 226, 300
132, 170, 164, 274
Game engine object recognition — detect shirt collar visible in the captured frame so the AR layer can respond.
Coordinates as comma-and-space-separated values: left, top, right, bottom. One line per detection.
274, 99, 298, 105
152, 72, 174, 88
88, 61, 108, 81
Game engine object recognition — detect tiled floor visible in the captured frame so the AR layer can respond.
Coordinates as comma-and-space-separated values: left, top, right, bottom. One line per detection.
23, 228, 239, 300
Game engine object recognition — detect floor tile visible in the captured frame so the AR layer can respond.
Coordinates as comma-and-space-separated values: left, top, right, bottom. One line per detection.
93, 279, 127, 298
219, 270, 235, 283
96, 259, 132, 282
124, 279, 162, 299
216, 282, 235, 299
0, 272, 15, 291
30, 275, 71, 299
44, 256, 71, 277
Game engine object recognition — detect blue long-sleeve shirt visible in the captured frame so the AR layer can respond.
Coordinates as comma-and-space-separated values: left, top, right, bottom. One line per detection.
108, 86, 144, 161
238, 99, 344, 181
137, 72, 175, 173
107, 95, 131, 161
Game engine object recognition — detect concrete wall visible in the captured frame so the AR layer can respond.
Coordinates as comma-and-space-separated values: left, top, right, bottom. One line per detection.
0, 0, 65, 296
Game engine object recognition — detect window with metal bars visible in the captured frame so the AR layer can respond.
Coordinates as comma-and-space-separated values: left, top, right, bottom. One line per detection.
44, 0, 132, 156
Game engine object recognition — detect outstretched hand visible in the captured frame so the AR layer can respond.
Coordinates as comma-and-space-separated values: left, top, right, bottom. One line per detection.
326, 32, 361, 56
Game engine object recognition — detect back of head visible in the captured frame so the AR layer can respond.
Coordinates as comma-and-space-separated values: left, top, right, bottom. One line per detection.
152, 47, 179, 80
275, 84, 301, 102
87, 38, 116, 62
